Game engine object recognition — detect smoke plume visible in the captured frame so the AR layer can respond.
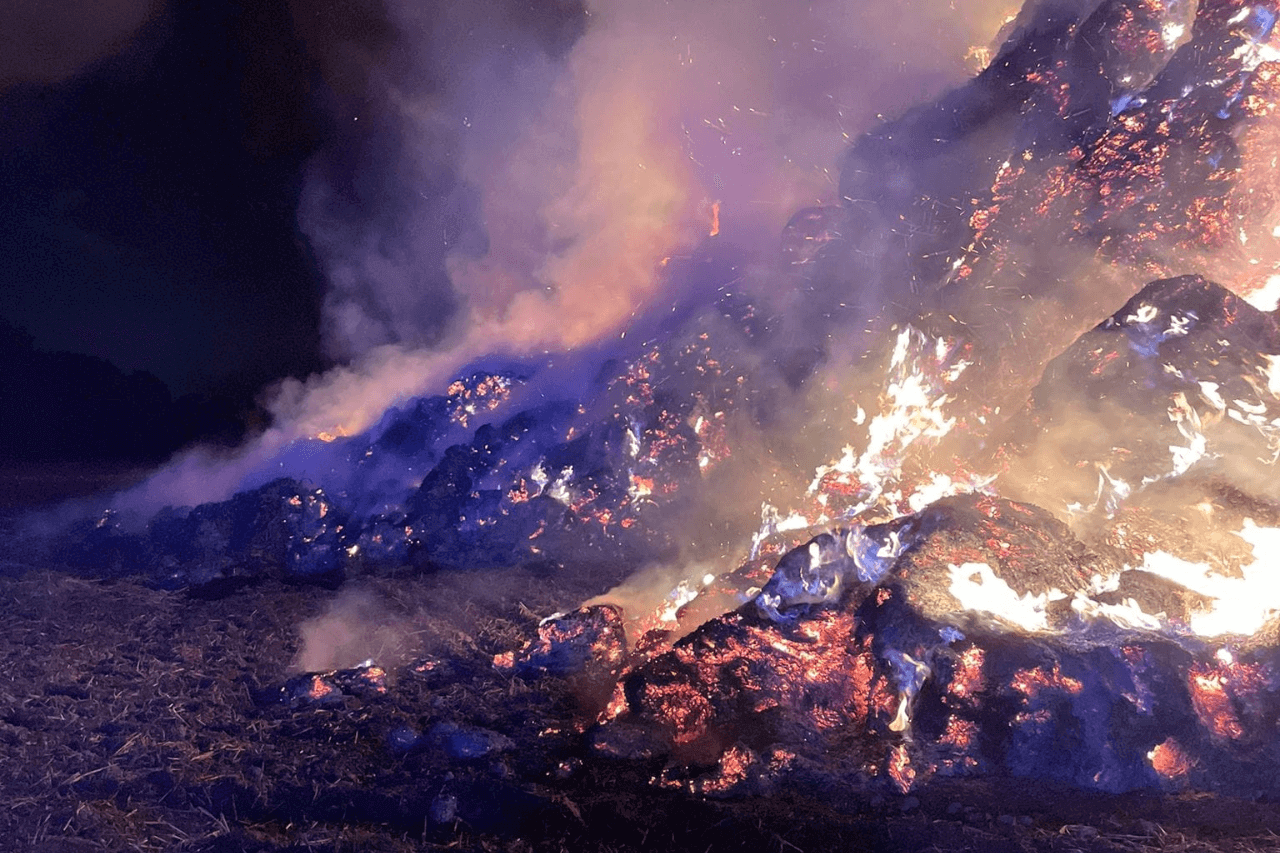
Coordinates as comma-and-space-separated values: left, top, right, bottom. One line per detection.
282, 0, 1022, 432
294, 587, 414, 673
118, 0, 1023, 514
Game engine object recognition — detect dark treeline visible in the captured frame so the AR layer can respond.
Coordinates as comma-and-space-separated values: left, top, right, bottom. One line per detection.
0, 317, 257, 465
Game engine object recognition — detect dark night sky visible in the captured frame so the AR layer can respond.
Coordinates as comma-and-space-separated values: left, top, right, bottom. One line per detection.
0, 0, 587, 474
0, 0, 332, 402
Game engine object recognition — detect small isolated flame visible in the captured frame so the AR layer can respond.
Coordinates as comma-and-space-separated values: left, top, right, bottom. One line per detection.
303, 675, 340, 703
1148, 737, 1193, 779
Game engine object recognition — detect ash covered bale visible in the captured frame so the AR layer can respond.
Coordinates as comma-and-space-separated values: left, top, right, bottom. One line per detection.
402, 411, 665, 570
887, 494, 1108, 631
500, 604, 627, 679
147, 478, 350, 588
1000, 276, 1280, 523
147, 503, 237, 586
265, 661, 388, 708
428, 722, 514, 760
51, 510, 149, 578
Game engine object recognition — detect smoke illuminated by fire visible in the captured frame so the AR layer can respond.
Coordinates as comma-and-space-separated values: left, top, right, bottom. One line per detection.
92, 0, 1280, 714
111, 0, 1029, 514
33, 0, 1280, 806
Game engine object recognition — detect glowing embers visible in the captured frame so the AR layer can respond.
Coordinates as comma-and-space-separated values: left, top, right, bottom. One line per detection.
1147, 736, 1194, 780
1189, 664, 1245, 739
445, 373, 515, 428
275, 660, 389, 708
690, 405, 730, 473
144, 477, 350, 585
1186, 652, 1277, 742
605, 337, 745, 520
538, 506, 1280, 798
597, 606, 895, 783
887, 744, 916, 794
938, 0, 1280, 344
1009, 663, 1083, 701
499, 604, 627, 678
590, 584, 1178, 795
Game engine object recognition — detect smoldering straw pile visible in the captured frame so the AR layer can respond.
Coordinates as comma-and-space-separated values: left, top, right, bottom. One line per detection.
15, 0, 1280, 809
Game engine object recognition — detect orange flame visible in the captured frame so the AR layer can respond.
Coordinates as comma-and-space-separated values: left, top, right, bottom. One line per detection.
1148, 737, 1194, 780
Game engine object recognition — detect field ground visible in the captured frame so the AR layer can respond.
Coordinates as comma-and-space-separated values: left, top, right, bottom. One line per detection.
3, 565, 1280, 852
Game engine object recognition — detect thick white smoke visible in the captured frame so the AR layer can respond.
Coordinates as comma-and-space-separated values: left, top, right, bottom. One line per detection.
287, 0, 1022, 429
120, 0, 1022, 512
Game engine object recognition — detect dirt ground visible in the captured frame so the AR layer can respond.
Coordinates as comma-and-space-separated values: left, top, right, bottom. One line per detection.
4, 565, 1280, 853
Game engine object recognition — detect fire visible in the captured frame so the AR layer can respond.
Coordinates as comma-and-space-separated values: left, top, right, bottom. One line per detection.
888, 745, 915, 794
500, 0, 1280, 804
798, 327, 991, 526
1148, 737, 1193, 780
946, 562, 1062, 632
1188, 665, 1245, 740
56, 0, 1280, 808
301, 675, 340, 704
1134, 520, 1280, 637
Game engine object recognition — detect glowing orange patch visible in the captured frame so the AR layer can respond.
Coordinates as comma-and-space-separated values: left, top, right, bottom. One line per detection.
888, 744, 916, 794
1189, 666, 1244, 740
1148, 737, 1193, 779
948, 646, 985, 703
1010, 664, 1082, 700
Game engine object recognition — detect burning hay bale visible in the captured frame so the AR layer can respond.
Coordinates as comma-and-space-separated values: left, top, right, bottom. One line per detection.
18, 2, 1280, 849
589, 502, 1280, 799
495, 603, 628, 679
1000, 276, 1280, 526
573, 267, 1280, 801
